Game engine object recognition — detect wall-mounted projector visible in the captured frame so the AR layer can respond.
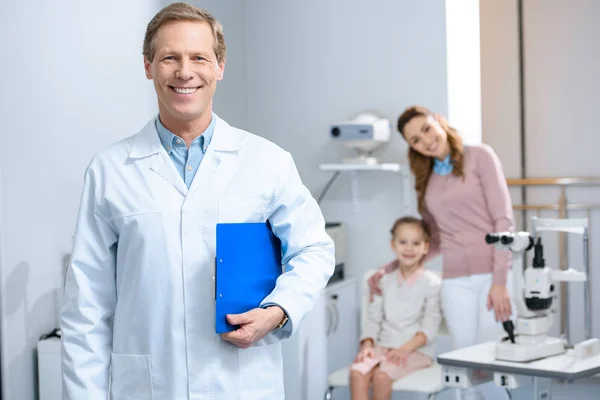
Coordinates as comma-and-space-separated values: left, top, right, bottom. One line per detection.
329, 112, 391, 165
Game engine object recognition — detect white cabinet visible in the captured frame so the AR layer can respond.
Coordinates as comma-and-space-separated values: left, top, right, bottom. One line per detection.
324, 278, 359, 375
38, 338, 62, 400
282, 293, 328, 400
282, 278, 358, 400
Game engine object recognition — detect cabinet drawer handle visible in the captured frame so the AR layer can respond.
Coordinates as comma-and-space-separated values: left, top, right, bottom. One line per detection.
325, 303, 334, 337
332, 302, 339, 334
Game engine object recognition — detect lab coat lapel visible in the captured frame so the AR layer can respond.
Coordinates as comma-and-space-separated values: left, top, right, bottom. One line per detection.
150, 151, 188, 196
188, 115, 244, 197
128, 117, 188, 196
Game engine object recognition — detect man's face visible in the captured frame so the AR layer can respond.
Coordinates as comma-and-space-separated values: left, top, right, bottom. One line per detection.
144, 21, 225, 125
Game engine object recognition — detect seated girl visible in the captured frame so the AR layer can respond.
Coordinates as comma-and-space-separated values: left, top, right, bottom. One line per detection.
350, 216, 442, 400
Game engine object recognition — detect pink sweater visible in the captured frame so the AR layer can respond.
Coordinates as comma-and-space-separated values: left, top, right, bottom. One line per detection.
386, 144, 514, 286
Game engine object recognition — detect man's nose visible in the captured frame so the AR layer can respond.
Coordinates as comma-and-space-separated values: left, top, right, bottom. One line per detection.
176, 60, 193, 80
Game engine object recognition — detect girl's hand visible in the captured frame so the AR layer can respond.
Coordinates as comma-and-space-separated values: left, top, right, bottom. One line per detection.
487, 284, 512, 322
354, 343, 375, 363
385, 346, 413, 367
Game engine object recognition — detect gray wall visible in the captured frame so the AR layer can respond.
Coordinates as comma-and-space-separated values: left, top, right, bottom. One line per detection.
245, 0, 449, 280
194, 0, 249, 128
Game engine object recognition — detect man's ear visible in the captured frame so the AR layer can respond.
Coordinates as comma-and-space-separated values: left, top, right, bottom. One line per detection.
144, 57, 153, 80
216, 59, 226, 80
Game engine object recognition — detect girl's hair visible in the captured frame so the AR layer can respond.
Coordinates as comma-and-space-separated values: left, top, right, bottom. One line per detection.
397, 105, 465, 214
390, 216, 430, 241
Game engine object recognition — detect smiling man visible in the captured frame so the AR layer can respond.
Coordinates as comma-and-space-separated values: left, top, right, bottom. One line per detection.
60, 3, 334, 399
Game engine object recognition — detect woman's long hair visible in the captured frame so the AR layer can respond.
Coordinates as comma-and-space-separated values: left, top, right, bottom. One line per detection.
397, 105, 465, 214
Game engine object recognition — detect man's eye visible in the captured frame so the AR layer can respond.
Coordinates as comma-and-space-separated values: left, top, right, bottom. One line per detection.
163, 56, 175, 61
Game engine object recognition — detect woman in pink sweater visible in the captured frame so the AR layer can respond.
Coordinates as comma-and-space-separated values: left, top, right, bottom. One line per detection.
368, 105, 514, 398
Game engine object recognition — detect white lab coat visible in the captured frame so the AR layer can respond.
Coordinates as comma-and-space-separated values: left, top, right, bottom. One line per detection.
60, 115, 335, 400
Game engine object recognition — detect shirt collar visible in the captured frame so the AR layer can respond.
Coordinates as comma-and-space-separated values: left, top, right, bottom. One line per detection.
155, 113, 216, 155
433, 154, 453, 176
396, 263, 425, 286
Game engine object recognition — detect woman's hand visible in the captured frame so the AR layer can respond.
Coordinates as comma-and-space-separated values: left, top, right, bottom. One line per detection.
367, 270, 384, 301
354, 340, 375, 363
487, 284, 512, 322
385, 345, 413, 367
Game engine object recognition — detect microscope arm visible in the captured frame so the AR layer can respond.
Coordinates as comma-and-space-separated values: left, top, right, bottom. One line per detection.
550, 269, 586, 282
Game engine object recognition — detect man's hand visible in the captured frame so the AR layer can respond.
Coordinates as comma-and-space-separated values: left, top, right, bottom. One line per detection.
385, 345, 413, 367
221, 306, 285, 348
487, 284, 512, 322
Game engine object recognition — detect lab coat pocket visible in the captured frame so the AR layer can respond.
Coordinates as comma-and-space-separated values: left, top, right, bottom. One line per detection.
238, 343, 284, 398
110, 353, 154, 400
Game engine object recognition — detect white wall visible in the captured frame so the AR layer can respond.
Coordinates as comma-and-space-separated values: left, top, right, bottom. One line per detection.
244, 0, 450, 281
480, 0, 600, 345
0, 1, 163, 399
445, 0, 482, 145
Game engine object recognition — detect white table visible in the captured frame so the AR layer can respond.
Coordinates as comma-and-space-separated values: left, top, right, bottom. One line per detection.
437, 341, 600, 399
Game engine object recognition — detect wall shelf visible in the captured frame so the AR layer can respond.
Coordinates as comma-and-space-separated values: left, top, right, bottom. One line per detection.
318, 162, 412, 213
319, 163, 403, 172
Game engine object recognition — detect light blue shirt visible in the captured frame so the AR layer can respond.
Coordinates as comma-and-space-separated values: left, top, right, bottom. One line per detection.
155, 115, 216, 188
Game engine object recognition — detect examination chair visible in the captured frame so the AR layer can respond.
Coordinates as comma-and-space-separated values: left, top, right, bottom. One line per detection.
323, 269, 449, 400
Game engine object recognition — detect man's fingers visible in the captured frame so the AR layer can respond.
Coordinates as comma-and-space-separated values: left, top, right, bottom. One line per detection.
226, 312, 253, 326
221, 328, 245, 343
222, 330, 253, 349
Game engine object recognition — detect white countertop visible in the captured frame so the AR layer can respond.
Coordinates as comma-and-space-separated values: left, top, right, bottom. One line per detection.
437, 341, 600, 380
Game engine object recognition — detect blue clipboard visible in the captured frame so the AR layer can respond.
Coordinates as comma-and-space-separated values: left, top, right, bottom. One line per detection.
215, 221, 282, 333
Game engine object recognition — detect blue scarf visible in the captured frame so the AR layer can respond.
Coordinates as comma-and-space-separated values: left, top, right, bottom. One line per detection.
433, 154, 453, 176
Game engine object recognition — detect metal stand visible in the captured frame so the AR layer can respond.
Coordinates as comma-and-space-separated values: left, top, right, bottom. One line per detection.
531, 217, 591, 343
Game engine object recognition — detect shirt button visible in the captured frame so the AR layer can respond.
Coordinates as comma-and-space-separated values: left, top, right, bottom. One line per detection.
176, 139, 182, 144
187, 164, 192, 171
166, 146, 171, 151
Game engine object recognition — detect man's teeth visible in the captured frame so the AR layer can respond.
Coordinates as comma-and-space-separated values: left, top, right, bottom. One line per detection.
174, 87, 197, 94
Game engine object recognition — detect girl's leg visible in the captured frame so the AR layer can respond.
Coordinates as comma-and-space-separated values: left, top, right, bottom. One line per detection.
371, 366, 393, 400
378, 351, 432, 380
350, 368, 375, 400
350, 346, 386, 400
